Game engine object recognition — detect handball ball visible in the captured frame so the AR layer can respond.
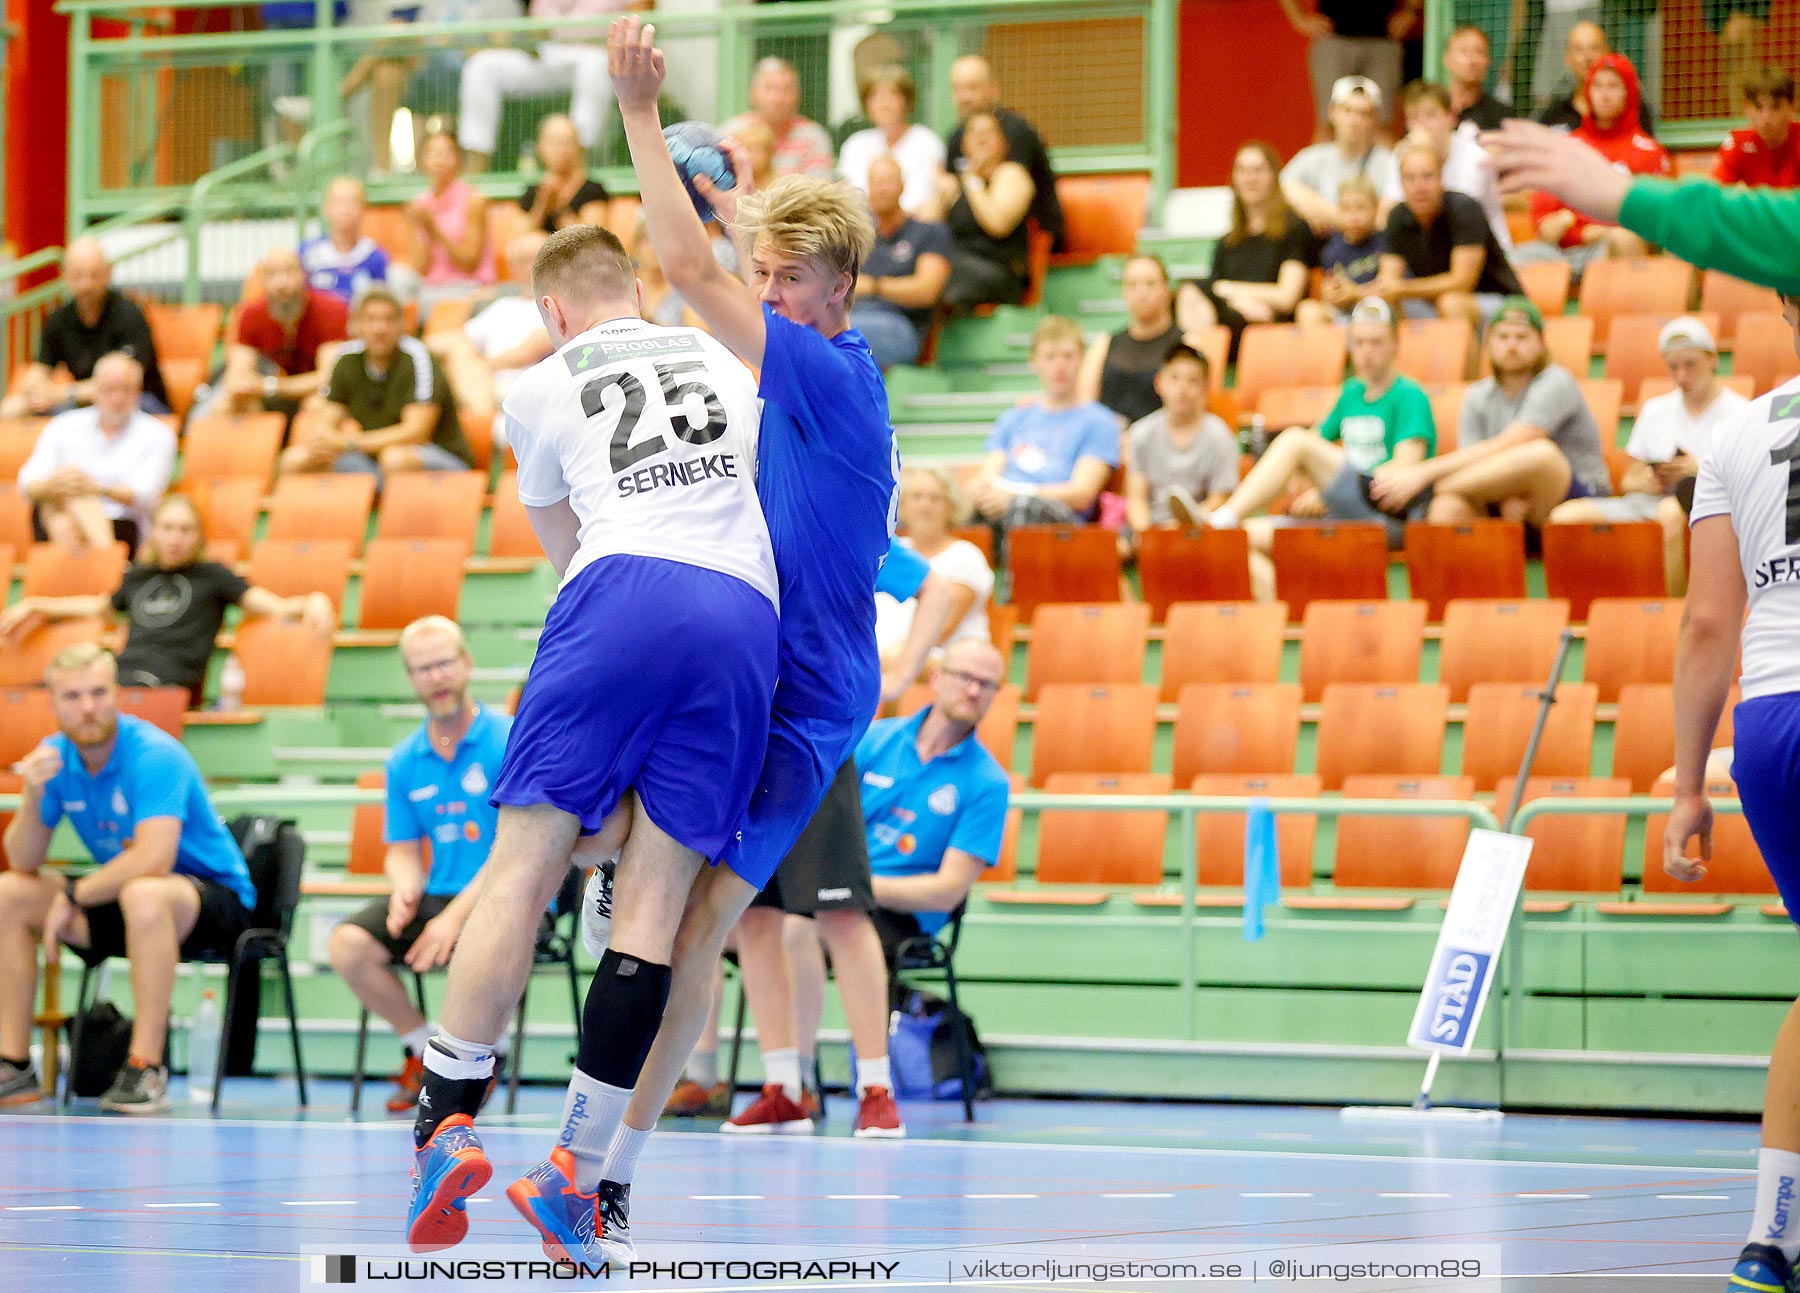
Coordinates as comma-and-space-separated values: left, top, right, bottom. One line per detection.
664, 121, 737, 222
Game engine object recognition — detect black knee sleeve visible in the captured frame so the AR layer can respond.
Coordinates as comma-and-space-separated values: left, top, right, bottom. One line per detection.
577, 949, 672, 1089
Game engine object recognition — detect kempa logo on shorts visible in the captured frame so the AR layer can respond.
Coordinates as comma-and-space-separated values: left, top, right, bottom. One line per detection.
817, 888, 853, 902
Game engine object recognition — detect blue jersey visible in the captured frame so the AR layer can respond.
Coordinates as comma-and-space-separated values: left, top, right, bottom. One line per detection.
299, 234, 390, 305
756, 306, 898, 721
875, 538, 930, 601
37, 716, 254, 910
856, 711, 1010, 935
385, 704, 513, 897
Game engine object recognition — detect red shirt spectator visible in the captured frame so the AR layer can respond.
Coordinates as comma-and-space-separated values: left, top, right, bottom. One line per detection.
1530, 54, 1670, 248
234, 288, 349, 376
1715, 127, 1800, 187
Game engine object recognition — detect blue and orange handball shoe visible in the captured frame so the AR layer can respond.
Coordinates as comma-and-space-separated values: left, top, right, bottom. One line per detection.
507, 1149, 636, 1265
406, 1113, 493, 1253
1728, 1242, 1798, 1292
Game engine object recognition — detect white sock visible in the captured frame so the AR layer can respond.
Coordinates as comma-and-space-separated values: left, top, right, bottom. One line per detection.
762, 1048, 802, 1101
797, 1050, 817, 1094
400, 1024, 434, 1057
857, 1053, 892, 1096
558, 1070, 633, 1194
423, 1032, 494, 1080
1749, 1146, 1800, 1259
1208, 506, 1239, 530
685, 1047, 718, 1089
601, 1121, 654, 1187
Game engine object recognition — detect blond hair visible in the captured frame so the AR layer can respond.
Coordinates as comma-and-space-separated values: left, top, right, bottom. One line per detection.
1030, 314, 1084, 355
1394, 129, 1448, 172
46, 641, 116, 684
399, 615, 469, 660
735, 174, 876, 285
903, 465, 974, 528
533, 224, 635, 307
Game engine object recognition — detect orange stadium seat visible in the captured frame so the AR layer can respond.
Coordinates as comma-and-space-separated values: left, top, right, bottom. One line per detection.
1577, 256, 1694, 350
1234, 324, 1347, 411
118, 684, 188, 735
1257, 385, 1337, 431
0, 686, 55, 766
989, 602, 1018, 659
1025, 602, 1149, 698
362, 206, 415, 263
236, 616, 334, 707
1700, 270, 1783, 345
266, 474, 377, 554
1544, 314, 1597, 378
0, 543, 12, 587
1542, 521, 1665, 618
189, 476, 265, 557
423, 297, 474, 338
981, 781, 1025, 884
1172, 683, 1302, 783
374, 471, 487, 547
1644, 774, 1773, 896
1297, 599, 1425, 701
896, 681, 1020, 770
1159, 600, 1287, 697
1460, 681, 1598, 792
1584, 598, 1683, 702
1007, 525, 1121, 621
951, 525, 996, 568
1020, 224, 1053, 308
0, 417, 42, 478
1733, 312, 1800, 394
0, 617, 107, 687
1402, 520, 1527, 620
1610, 685, 1737, 795
22, 541, 126, 598
1029, 683, 1158, 786
181, 413, 284, 490
1516, 259, 1572, 317
1437, 597, 1570, 702
1333, 775, 1476, 889
1134, 526, 1253, 618
0, 488, 31, 550
1037, 772, 1171, 886
1052, 174, 1149, 265
1421, 381, 1468, 453
1191, 773, 1321, 888
487, 473, 539, 559
459, 407, 496, 471
1191, 324, 1231, 395
348, 770, 391, 876
358, 538, 466, 629
1579, 378, 1624, 443
1269, 523, 1388, 620
1605, 313, 1721, 413
1396, 317, 1473, 385
161, 358, 204, 422
146, 302, 224, 364
1495, 776, 1629, 892
1637, 373, 1755, 408
246, 538, 353, 614
1315, 683, 1449, 790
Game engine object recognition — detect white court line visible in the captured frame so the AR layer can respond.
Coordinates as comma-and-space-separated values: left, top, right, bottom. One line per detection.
1241, 1191, 1313, 1198
5, 1205, 82, 1212
1516, 1193, 1591, 1199
1656, 1193, 1732, 1200
1101, 1192, 1173, 1199
691, 1194, 765, 1201
964, 1193, 1039, 1199
144, 1202, 220, 1209
279, 1200, 356, 1207
826, 1194, 901, 1200
1379, 1192, 1452, 1198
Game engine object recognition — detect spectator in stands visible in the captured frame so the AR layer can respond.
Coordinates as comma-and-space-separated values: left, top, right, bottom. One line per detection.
1282, 75, 1393, 236
930, 111, 1036, 311
877, 467, 993, 657
1297, 176, 1385, 327
733, 118, 778, 191
1176, 142, 1315, 358
1550, 316, 1748, 596
327, 616, 516, 1114
300, 176, 390, 306
430, 230, 554, 430
1122, 344, 1238, 552
1278, 0, 1408, 141
1377, 297, 1610, 526
722, 57, 835, 178
966, 315, 1118, 537
519, 115, 611, 234
1714, 66, 1800, 188
1383, 80, 1510, 251
16, 353, 174, 554
630, 221, 690, 329
1078, 254, 1185, 426
1524, 54, 1667, 271
849, 156, 951, 370
196, 247, 349, 422
945, 55, 1065, 251
0, 494, 335, 706
1712, 0, 1770, 114
0, 643, 257, 1112
392, 130, 495, 316
1367, 131, 1520, 337
837, 66, 945, 215
278, 286, 470, 479
2, 239, 169, 418
1445, 23, 1512, 130
456, 0, 620, 173
1535, 20, 1657, 135
1200, 299, 1435, 598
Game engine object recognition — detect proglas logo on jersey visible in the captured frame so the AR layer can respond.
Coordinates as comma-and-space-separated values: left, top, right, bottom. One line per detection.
1773, 391, 1800, 423
563, 333, 704, 373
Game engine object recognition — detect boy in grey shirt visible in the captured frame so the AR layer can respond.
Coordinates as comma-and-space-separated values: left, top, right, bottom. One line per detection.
1123, 345, 1239, 543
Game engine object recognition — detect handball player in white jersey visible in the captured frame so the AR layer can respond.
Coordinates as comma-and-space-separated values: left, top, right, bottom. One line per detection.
402, 224, 779, 1257
1668, 296, 1800, 1293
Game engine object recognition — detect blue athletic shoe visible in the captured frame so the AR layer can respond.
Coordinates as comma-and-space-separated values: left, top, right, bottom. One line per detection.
1728, 1242, 1797, 1292
406, 1113, 493, 1253
506, 1148, 636, 1264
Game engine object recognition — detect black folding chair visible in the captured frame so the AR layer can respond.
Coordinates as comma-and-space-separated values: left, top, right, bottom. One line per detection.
888, 904, 977, 1123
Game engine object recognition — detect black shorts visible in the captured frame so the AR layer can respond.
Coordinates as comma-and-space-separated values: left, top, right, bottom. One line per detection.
338, 893, 553, 960
76, 874, 251, 966
751, 760, 876, 916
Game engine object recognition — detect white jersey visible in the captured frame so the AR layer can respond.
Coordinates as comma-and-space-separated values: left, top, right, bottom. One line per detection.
503, 317, 778, 607
1690, 375, 1800, 701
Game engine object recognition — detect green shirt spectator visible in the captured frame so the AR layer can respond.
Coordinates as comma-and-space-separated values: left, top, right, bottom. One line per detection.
1320, 374, 1438, 474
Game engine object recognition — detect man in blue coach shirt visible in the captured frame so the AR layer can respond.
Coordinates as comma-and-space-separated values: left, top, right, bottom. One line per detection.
0, 643, 254, 1113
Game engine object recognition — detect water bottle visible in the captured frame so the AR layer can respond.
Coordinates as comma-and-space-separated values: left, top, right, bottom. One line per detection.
1248, 414, 1269, 461
218, 653, 245, 712
188, 988, 221, 1105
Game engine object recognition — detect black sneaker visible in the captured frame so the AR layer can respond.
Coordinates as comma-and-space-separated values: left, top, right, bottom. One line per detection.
595, 1179, 635, 1263
0, 1059, 43, 1106
98, 1058, 170, 1114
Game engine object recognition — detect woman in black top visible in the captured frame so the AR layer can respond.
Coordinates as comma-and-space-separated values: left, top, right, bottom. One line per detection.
519, 115, 610, 235
932, 111, 1037, 310
1176, 141, 1318, 357
0, 495, 335, 706
1078, 253, 1186, 426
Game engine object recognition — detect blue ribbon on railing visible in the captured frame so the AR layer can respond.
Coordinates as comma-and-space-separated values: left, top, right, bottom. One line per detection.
1243, 797, 1279, 942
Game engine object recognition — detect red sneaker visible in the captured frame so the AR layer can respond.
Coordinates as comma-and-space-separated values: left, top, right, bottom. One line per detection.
664, 1079, 732, 1118
720, 1083, 815, 1135
386, 1054, 426, 1114
852, 1085, 906, 1139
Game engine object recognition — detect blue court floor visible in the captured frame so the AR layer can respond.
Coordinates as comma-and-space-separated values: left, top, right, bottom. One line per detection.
0, 1079, 1764, 1291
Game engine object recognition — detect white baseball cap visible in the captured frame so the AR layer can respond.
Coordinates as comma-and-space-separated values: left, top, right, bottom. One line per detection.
1331, 75, 1384, 111
1658, 316, 1717, 355
1349, 297, 1395, 329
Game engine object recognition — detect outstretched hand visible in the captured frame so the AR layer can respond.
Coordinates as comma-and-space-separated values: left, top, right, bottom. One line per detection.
608, 15, 667, 113
1480, 118, 1632, 222
695, 135, 755, 227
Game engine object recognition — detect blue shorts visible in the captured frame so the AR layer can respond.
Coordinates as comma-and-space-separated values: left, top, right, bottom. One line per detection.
719, 708, 868, 890
492, 554, 779, 860
1724, 694, 1800, 922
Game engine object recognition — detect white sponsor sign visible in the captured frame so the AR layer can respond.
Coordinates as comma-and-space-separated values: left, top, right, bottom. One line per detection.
1406, 830, 1532, 1054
